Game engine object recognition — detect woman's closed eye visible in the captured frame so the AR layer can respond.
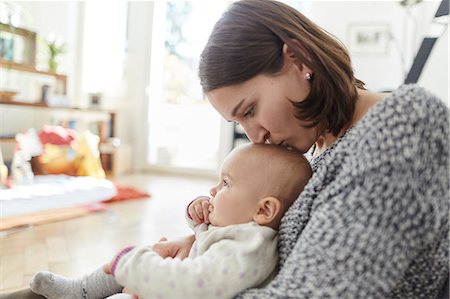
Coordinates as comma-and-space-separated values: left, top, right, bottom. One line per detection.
243, 106, 254, 118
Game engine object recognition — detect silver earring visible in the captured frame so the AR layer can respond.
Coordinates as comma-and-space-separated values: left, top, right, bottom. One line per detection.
305, 72, 312, 80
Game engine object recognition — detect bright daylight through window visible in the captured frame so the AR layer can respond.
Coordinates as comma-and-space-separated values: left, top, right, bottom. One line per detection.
147, 1, 229, 172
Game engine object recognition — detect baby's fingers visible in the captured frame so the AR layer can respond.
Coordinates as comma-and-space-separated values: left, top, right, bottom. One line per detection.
188, 203, 199, 223
201, 201, 210, 224
188, 203, 202, 223
194, 202, 205, 222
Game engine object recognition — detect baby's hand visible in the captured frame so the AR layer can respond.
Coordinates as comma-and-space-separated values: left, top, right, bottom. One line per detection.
188, 196, 211, 224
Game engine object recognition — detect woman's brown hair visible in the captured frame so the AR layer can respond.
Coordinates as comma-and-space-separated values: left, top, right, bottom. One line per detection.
199, 0, 365, 136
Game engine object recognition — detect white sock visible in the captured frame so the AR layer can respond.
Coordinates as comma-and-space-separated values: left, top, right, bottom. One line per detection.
30, 268, 123, 299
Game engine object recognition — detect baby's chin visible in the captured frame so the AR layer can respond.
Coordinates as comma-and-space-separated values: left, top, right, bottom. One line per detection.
208, 205, 216, 225
208, 213, 221, 227
208, 215, 217, 226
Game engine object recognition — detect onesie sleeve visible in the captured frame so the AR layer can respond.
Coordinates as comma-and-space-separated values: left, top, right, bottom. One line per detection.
185, 201, 197, 231
112, 226, 279, 299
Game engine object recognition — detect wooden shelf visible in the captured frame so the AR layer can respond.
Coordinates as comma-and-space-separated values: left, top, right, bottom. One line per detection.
0, 100, 115, 114
0, 137, 15, 142
0, 58, 67, 79
0, 57, 67, 95
0, 100, 46, 108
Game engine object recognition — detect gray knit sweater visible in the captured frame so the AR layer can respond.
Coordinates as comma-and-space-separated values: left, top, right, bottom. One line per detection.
238, 84, 449, 299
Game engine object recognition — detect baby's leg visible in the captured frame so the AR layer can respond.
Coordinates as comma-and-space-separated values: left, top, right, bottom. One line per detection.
30, 267, 123, 299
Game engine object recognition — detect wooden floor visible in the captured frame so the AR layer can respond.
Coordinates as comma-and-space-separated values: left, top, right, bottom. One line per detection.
0, 172, 216, 294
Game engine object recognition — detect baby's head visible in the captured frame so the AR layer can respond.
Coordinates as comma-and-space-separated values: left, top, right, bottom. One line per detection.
208, 143, 312, 229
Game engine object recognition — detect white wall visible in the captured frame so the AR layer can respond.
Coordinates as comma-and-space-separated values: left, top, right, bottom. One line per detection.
417, 23, 449, 106
123, 2, 155, 171
302, 1, 444, 93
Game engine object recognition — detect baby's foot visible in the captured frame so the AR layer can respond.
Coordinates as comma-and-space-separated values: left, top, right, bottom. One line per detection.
30, 271, 84, 299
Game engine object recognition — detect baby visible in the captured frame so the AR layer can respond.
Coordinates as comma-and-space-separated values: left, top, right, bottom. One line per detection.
29, 143, 312, 299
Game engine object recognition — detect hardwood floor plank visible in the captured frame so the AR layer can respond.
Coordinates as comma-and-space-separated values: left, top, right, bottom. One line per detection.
0, 254, 24, 290
24, 242, 48, 275
46, 236, 70, 263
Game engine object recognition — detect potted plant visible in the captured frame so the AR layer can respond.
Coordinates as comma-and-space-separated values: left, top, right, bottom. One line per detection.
45, 35, 66, 73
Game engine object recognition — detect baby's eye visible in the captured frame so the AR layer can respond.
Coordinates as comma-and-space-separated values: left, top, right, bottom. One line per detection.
243, 106, 254, 118
222, 179, 229, 187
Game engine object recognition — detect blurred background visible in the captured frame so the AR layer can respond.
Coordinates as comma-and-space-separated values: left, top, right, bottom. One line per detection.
0, 0, 448, 178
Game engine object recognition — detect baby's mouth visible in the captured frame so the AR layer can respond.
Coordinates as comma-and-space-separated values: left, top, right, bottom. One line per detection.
208, 205, 214, 212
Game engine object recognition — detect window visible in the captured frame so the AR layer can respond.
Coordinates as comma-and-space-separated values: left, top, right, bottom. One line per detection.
147, 1, 230, 172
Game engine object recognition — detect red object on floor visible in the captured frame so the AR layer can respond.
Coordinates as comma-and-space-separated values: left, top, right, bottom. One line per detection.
103, 184, 151, 203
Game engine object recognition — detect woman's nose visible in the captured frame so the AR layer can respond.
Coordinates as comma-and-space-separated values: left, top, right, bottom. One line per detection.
241, 123, 269, 144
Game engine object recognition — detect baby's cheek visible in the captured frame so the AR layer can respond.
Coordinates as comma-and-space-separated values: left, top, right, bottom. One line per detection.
209, 210, 219, 226
208, 215, 215, 226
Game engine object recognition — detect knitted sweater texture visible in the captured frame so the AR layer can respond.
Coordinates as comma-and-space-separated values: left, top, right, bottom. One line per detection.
237, 85, 449, 299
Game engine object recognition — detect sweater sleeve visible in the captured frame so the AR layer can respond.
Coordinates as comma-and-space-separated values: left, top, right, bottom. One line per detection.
237, 86, 449, 298
113, 226, 278, 299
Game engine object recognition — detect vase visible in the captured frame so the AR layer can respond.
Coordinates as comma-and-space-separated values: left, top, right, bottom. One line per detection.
48, 58, 58, 73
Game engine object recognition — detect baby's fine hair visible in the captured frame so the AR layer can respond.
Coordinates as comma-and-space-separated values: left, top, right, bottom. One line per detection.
234, 143, 312, 210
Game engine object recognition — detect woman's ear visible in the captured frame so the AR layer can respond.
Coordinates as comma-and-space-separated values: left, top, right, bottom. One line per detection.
282, 43, 302, 70
282, 40, 313, 75
253, 196, 281, 227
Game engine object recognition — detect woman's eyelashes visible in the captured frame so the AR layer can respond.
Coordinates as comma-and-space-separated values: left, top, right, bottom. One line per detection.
243, 106, 254, 118
231, 106, 254, 125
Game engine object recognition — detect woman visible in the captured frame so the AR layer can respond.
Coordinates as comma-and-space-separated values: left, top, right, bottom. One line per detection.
1, 0, 447, 298
184, 0, 449, 298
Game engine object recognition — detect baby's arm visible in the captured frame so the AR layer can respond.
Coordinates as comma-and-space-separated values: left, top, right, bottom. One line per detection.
107, 227, 278, 299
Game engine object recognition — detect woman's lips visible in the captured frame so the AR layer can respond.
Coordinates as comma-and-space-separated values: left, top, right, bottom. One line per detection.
267, 139, 294, 150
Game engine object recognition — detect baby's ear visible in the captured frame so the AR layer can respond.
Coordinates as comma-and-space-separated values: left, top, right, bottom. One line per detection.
253, 196, 281, 228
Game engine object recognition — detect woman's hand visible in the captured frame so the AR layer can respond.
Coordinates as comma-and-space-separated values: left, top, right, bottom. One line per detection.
151, 235, 195, 260
188, 196, 211, 224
